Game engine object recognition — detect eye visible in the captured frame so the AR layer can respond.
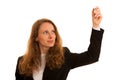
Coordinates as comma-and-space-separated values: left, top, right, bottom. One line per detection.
52, 30, 55, 34
43, 31, 48, 34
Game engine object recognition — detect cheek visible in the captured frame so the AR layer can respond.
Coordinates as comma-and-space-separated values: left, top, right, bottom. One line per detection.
53, 35, 56, 39
54, 34, 56, 39
37, 35, 45, 43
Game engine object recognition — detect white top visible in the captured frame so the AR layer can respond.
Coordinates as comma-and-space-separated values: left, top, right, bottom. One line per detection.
33, 53, 46, 80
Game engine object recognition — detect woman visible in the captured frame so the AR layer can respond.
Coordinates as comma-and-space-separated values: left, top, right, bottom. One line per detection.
15, 7, 104, 80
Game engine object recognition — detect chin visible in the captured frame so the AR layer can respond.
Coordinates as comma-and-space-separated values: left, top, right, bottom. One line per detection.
46, 43, 55, 48
49, 44, 55, 47
50, 45, 55, 47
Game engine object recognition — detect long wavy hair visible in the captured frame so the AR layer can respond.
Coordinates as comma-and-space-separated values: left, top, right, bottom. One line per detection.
18, 18, 64, 76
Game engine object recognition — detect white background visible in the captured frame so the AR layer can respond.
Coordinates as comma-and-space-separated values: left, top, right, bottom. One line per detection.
0, 0, 120, 80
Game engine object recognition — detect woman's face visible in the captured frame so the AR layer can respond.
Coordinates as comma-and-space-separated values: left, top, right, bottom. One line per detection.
36, 22, 56, 49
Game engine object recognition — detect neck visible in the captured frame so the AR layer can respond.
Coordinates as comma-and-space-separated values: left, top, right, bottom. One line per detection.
40, 46, 49, 54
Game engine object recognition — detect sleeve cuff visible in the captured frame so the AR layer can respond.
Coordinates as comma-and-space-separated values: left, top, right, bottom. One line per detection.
92, 26, 101, 31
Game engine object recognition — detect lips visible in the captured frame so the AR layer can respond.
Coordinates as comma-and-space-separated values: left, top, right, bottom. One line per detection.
47, 40, 54, 43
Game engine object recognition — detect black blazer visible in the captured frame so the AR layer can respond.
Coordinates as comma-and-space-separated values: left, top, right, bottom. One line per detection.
15, 29, 104, 80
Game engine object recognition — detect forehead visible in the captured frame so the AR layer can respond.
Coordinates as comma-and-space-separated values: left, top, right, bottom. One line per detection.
39, 22, 55, 30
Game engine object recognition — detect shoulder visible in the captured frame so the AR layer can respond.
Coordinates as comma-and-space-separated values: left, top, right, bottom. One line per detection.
18, 56, 23, 60
16, 56, 24, 65
63, 47, 70, 53
63, 47, 73, 57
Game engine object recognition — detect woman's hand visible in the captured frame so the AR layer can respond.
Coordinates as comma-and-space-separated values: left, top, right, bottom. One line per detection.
92, 7, 102, 28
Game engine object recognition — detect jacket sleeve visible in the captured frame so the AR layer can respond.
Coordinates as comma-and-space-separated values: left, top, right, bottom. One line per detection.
64, 28, 104, 69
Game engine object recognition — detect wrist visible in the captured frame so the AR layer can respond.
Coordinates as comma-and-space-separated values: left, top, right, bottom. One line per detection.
92, 26, 100, 31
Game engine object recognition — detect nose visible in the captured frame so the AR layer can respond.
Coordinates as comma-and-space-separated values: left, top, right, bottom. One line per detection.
48, 33, 53, 39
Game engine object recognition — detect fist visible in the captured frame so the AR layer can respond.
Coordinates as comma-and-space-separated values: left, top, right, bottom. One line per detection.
92, 7, 102, 28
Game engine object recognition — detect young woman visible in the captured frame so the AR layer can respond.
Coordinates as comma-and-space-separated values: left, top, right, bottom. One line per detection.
15, 7, 104, 80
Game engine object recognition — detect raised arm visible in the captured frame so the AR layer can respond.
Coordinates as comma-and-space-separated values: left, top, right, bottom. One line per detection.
64, 7, 104, 69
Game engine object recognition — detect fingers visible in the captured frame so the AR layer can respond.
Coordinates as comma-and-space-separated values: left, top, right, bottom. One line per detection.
92, 7, 102, 19
92, 7, 102, 27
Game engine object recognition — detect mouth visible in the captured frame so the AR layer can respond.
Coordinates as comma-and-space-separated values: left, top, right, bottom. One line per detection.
47, 40, 54, 43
